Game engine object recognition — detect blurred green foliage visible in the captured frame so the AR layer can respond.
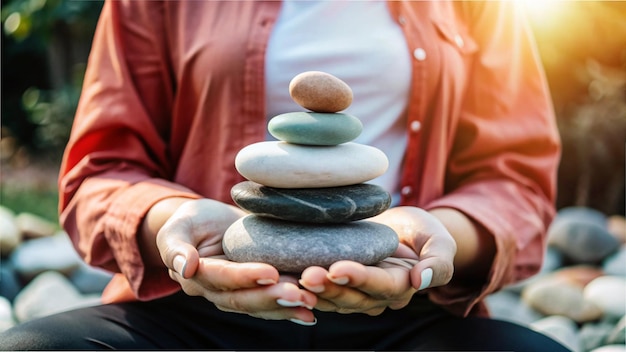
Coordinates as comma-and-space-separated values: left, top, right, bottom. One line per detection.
1, 0, 102, 162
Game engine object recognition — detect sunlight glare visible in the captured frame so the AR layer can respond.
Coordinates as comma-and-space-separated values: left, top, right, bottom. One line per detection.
519, 0, 564, 23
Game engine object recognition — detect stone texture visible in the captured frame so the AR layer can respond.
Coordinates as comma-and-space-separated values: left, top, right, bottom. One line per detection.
607, 315, 625, 344
9, 231, 82, 280
590, 345, 626, 352
607, 215, 626, 243
484, 290, 543, 326
547, 207, 620, 264
0, 205, 21, 256
15, 212, 58, 239
521, 275, 603, 323
223, 215, 399, 273
235, 141, 388, 188
584, 276, 626, 319
530, 315, 581, 352
289, 71, 353, 113
268, 112, 363, 146
0, 296, 15, 333
69, 262, 114, 294
13, 271, 102, 323
231, 181, 391, 223
0, 261, 23, 302
603, 245, 626, 276
553, 265, 605, 287
580, 320, 617, 352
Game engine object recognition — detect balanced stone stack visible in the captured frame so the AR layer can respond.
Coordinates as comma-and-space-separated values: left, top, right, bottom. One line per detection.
223, 71, 399, 273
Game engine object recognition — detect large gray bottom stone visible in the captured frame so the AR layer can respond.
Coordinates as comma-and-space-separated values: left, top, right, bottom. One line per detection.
223, 215, 399, 273
231, 181, 391, 223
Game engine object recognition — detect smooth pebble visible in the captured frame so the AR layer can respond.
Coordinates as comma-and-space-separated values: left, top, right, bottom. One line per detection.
268, 112, 363, 146
289, 71, 353, 113
235, 141, 388, 188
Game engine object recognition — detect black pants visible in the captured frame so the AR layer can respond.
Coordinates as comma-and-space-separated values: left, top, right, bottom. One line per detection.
0, 292, 570, 351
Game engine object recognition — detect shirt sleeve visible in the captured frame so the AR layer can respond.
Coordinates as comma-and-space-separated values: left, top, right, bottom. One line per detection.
424, 1, 561, 316
58, 0, 200, 300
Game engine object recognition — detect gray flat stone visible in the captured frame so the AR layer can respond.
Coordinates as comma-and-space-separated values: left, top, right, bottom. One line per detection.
231, 181, 391, 223
268, 112, 362, 145
223, 215, 398, 273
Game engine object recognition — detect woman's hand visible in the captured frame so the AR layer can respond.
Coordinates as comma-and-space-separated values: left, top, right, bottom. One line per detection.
299, 206, 457, 315
147, 198, 318, 325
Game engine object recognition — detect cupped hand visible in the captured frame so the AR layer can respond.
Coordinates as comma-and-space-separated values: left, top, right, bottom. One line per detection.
155, 199, 317, 324
299, 206, 456, 315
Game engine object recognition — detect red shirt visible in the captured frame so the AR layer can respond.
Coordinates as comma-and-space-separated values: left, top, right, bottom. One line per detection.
59, 0, 560, 317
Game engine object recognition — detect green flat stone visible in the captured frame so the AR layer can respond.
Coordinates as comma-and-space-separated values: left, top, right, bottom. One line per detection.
268, 112, 363, 145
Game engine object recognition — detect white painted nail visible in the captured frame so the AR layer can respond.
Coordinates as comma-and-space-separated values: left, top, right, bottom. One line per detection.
290, 318, 317, 326
173, 255, 187, 278
299, 280, 324, 293
418, 268, 433, 291
276, 299, 304, 308
328, 276, 349, 285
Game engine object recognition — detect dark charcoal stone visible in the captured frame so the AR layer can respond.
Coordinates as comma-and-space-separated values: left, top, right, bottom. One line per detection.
231, 181, 391, 223
223, 215, 399, 273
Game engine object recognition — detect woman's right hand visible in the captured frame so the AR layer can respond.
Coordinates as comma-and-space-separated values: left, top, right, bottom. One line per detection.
148, 198, 318, 324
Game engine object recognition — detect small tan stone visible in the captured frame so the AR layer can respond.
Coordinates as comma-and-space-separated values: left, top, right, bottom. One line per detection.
15, 212, 58, 238
289, 71, 353, 113
607, 215, 626, 243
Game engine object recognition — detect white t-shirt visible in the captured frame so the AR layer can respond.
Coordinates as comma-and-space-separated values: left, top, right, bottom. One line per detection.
265, 0, 411, 204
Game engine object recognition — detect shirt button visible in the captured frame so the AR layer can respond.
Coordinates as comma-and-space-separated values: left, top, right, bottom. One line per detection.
398, 16, 406, 25
401, 186, 413, 196
410, 120, 421, 132
454, 34, 464, 48
413, 48, 427, 61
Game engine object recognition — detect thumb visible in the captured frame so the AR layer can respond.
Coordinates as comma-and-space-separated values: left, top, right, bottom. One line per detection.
410, 257, 454, 291
167, 246, 200, 279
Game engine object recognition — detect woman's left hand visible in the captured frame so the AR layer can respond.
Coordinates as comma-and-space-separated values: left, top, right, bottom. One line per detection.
298, 206, 457, 315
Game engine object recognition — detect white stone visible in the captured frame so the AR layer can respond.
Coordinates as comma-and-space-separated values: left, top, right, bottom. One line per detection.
13, 271, 101, 322
0, 205, 21, 256
584, 276, 626, 319
531, 315, 581, 352
9, 231, 82, 280
235, 141, 388, 188
0, 296, 15, 333
521, 276, 603, 323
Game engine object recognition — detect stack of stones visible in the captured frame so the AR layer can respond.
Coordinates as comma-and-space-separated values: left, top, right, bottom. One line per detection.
222, 71, 399, 273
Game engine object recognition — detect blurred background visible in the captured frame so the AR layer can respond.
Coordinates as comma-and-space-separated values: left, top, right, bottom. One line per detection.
0, 1, 625, 351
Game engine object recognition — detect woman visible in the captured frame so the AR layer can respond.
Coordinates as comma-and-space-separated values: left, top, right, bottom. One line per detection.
0, 1, 567, 350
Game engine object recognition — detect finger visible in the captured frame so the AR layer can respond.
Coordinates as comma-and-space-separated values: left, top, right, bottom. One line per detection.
209, 281, 317, 323
195, 258, 280, 290
327, 260, 413, 298
164, 244, 200, 279
410, 256, 454, 290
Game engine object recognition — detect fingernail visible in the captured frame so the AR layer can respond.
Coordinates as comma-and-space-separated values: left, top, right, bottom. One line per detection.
299, 280, 324, 293
290, 318, 317, 326
328, 276, 349, 285
173, 255, 187, 278
276, 299, 304, 308
418, 268, 433, 291
256, 278, 277, 285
